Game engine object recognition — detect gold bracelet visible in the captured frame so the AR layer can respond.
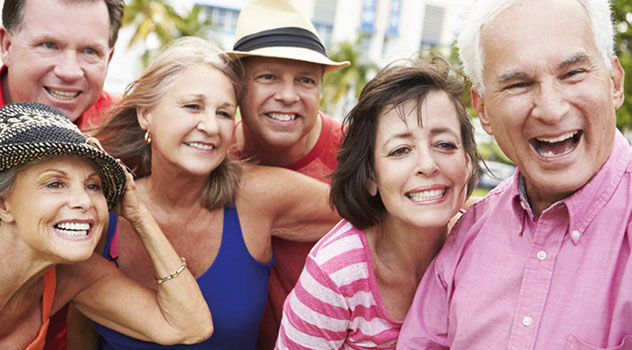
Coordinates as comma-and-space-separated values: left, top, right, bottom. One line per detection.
155, 257, 187, 285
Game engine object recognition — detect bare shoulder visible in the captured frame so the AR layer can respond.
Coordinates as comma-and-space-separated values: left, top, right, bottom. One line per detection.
54, 254, 117, 313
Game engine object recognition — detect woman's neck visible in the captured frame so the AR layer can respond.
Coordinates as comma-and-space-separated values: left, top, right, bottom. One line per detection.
369, 219, 447, 282
0, 229, 52, 308
140, 166, 207, 209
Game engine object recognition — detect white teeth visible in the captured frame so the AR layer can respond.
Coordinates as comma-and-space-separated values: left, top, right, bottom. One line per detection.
55, 222, 90, 237
541, 150, 556, 157
46, 88, 79, 100
407, 189, 445, 201
268, 113, 296, 121
186, 142, 215, 150
57, 222, 90, 230
536, 131, 577, 143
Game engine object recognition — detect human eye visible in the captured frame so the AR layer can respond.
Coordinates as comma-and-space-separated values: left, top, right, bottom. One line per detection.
183, 103, 202, 111
40, 42, 56, 50
217, 110, 234, 119
83, 47, 98, 55
561, 69, 586, 81
503, 81, 532, 94
436, 141, 458, 152
256, 73, 275, 82
299, 77, 316, 85
388, 146, 411, 157
86, 181, 102, 193
45, 179, 65, 189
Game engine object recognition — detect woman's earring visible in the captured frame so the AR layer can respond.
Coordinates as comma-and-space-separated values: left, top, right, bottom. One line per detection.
144, 130, 152, 145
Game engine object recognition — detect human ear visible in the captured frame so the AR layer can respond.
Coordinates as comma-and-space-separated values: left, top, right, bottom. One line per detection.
0, 197, 15, 223
368, 176, 378, 197
610, 56, 625, 110
471, 87, 493, 135
136, 107, 152, 130
0, 27, 13, 66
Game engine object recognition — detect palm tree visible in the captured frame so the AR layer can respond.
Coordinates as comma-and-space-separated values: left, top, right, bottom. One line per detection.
320, 35, 379, 117
123, 0, 212, 66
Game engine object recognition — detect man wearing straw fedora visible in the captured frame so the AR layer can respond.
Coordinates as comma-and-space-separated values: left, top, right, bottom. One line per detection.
228, 0, 349, 348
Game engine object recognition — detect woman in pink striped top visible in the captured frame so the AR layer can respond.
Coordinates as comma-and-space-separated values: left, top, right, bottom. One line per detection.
275, 60, 482, 349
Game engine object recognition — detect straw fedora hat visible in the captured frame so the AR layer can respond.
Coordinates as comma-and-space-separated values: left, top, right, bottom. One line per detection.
0, 102, 126, 209
227, 0, 350, 73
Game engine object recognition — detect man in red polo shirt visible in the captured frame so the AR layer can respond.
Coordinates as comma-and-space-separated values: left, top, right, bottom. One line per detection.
227, 0, 350, 348
0, 0, 125, 348
0, 0, 123, 130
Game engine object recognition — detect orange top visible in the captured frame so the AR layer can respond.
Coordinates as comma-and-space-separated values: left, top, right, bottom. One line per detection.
25, 268, 56, 350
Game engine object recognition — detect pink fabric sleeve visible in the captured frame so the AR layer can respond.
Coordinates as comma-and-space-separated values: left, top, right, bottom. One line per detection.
396, 259, 450, 350
275, 256, 350, 349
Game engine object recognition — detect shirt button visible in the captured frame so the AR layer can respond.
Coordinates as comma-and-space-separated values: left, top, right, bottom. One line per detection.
522, 316, 533, 327
536, 250, 547, 260
571, 230, 580, 239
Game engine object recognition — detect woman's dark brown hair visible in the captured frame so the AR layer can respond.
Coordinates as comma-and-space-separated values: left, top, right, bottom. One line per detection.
330, 57, 481, 229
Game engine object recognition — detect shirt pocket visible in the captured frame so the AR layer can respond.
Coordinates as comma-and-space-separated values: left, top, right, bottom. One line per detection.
565, 334, 632, 350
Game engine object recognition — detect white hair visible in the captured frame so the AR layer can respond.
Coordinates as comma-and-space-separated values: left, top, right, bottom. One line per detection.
457, 0, 615, 93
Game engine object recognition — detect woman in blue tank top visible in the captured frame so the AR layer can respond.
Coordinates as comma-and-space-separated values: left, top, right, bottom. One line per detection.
66, 36, 340, 349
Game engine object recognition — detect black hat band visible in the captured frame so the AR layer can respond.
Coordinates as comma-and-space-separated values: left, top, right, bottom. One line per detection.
233, 27, 326, 56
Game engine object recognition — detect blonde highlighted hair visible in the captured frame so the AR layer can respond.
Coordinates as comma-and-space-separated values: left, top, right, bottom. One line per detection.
95, 36, 243, 210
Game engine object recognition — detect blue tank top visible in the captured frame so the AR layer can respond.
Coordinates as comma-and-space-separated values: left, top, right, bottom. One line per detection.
94, 204, 274, 349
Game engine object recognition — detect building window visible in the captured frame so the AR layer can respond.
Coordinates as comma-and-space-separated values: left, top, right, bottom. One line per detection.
360, 34, 372, 56
314, 23, 333, 48
420, 4, 445, 47
199, 5, 240, 34
312, 0, 337, 48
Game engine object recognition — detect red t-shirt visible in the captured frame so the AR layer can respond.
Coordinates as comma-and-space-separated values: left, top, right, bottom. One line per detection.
256, 112, 346, 350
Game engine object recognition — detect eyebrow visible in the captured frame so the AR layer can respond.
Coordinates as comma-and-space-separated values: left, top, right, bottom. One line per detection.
177, 94, 236, 109
496, 52, 592, 85
559, 52, 591, 69
383, 127, 459, 145
38, 169, 99, 178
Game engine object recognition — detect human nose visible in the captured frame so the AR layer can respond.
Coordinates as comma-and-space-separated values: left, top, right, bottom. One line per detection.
68, 185, 92, 212
54, 50, 84, 81
531, 80, 570, 124
415, 146, 439, 177
274, 80, 300, 104
196, 112, 219, 134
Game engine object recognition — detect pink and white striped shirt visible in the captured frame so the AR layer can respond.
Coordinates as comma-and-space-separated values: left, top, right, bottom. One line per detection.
276, 220, 402, 349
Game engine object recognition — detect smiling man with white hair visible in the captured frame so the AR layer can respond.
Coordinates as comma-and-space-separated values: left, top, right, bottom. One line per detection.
397, 0, 631, 349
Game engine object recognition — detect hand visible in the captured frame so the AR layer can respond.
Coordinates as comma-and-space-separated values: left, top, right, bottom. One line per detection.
113, 164, 148, 227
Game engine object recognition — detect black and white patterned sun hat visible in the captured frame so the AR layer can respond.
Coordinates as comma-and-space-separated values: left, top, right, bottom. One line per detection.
0, 102, 126, 208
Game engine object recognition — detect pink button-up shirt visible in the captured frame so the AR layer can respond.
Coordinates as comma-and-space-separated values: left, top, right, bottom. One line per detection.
397, 130, 632, 350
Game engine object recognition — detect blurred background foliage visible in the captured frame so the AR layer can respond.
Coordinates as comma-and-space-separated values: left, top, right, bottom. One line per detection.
613, 0, 632, 132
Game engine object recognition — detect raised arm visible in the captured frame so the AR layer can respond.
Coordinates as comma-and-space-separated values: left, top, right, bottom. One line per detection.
240, 164, 340, 242
59, 171, 212, 345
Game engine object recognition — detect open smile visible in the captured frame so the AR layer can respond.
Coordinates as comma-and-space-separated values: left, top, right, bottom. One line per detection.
185, 142, 216, 151
406, 188, 447, 202
45, 87, 80, 100
265, 112, 298, 121
530, 130, 582, 158
54, 221, 91, 239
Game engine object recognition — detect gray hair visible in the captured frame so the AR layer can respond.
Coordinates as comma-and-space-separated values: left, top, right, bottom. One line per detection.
457, 0, 615, 93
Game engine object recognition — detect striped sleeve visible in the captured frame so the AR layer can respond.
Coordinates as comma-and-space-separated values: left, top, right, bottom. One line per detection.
276, 254, 350, 349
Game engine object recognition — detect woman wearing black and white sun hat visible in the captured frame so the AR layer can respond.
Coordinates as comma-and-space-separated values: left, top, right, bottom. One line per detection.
0, 102, 212, 349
